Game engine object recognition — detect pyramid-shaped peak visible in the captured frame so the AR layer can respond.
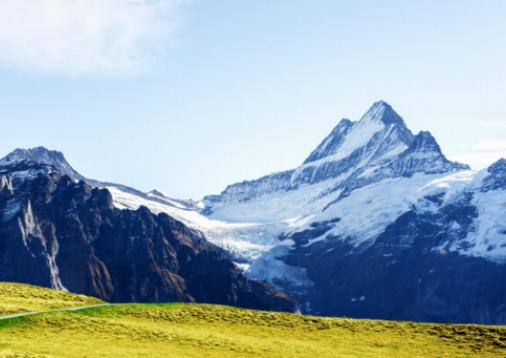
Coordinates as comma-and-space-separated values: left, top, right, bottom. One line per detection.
409, 131, 442, 153
360, 100, 408, 128
303, 102, 414, 165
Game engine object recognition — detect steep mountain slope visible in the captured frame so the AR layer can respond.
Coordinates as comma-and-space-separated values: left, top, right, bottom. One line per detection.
285, 167, 506, 322
0, 160, 295, 312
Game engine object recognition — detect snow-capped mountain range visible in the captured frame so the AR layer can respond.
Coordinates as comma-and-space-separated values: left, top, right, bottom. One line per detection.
205, 101, 467, 208
2, 101, 506, 323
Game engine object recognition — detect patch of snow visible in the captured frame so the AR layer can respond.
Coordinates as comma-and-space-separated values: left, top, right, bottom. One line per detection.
358, 165, 380, 178
234, 262, 250, 271
450, 189, 506, 262
48, 233, 67, 291
301, 174, 444, 247
421, 170, 476, 202
208, 177, 343, 223
449, 221, 461, 231
299, 170, 474, 248
298, 118, 385, 170
248, 239, 312, 289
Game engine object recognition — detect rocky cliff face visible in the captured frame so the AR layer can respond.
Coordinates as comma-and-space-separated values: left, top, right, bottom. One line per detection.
0, 161, 295, 312
285, 192, 506, 323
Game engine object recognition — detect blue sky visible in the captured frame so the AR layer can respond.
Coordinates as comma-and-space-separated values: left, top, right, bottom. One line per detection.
1, 0, 506, 198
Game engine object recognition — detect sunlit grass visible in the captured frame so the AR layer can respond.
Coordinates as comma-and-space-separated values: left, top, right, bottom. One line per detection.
0, 282, 102, 315
1, 283, 506, 357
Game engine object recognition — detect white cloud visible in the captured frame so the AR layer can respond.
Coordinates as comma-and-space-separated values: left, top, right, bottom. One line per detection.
0, 0, 184, 76
449, 138, 506, 170
450, 152, 506, 170
481, 121, 506, 131
472, 139, 506, 152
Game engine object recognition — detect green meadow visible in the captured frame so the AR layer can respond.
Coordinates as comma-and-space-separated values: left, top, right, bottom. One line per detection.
0, 282, 505, 357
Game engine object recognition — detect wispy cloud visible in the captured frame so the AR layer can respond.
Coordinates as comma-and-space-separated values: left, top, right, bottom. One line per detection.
481, 121, 506, 131
450, 138, 506, 169
472, 139, 506, 152
450, 151, 506, 169
0, 0, 184, 76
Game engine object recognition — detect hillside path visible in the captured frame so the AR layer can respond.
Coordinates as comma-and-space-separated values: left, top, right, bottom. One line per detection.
0, 304, 109, 321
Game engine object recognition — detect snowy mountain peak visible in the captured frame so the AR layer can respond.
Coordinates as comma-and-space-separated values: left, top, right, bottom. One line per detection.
360, 100, 408, 128
206, 102, 470, 209
0, 146, 83, 180
385, 130, 469, 177
304, 101, 411, 165
408, 131, 442, 153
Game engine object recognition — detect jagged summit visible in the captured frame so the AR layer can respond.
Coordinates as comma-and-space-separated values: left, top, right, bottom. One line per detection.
386, 130, 469, 177
409, 131, 442, 153
0, 146, 84, 180
304, 101, 413, 165
361, 100, 408, 127
207, 101, 470, 207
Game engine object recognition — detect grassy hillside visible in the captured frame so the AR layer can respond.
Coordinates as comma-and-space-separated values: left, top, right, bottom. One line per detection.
0, 282, 103, 315
1, 284, 506, 357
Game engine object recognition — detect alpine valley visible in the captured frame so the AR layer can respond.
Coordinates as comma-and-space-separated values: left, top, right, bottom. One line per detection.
2, 101, 506, 324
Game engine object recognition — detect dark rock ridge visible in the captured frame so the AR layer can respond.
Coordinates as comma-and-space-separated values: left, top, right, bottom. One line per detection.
0, 161, 296, 312
0, 147, 84, 181
285, 192, 506, 324
0, 146, 199, 211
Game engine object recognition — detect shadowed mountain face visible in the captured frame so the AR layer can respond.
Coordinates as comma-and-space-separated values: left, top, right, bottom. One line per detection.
0, 161, 296, 312
285, 202, 506, 323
